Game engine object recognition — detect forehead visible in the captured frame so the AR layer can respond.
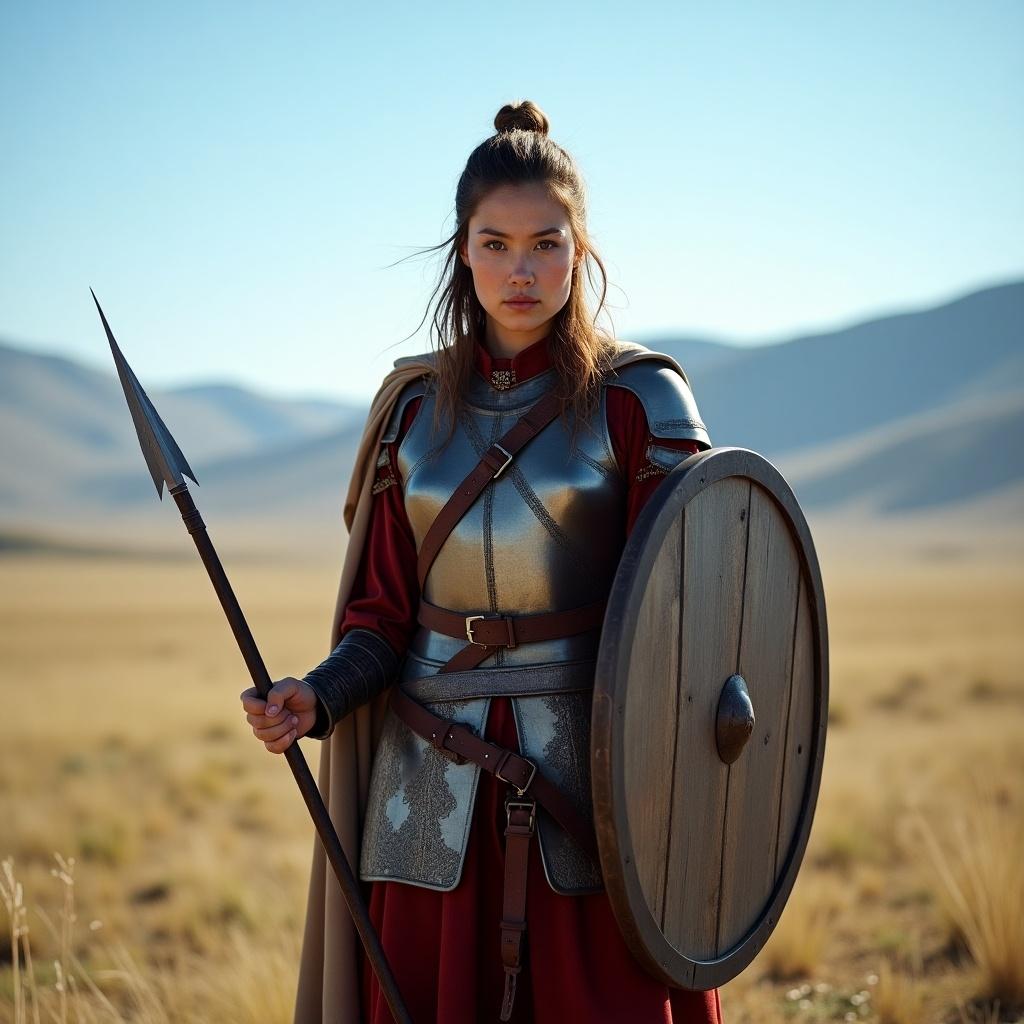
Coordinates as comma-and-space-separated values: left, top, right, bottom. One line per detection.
470, 182, 570, 231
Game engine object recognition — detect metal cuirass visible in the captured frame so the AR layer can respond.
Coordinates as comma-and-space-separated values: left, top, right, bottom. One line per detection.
359, 363, 625, 895
358, 354, 711, 895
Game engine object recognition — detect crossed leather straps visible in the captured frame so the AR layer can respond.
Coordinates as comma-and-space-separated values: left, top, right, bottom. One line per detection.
387, 386, 603, 1021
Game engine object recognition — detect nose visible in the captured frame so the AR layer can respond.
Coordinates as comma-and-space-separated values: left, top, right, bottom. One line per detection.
508, 258, 535, 288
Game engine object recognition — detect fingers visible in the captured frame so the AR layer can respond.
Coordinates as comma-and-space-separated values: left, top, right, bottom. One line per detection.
264, 678, 299, 717
262, 725, 298, 754
251, 713, 300, 743
239, 686, 267, 716
240, 679, 306, 753
245, 707, 288, 729
240, 680, 296, 729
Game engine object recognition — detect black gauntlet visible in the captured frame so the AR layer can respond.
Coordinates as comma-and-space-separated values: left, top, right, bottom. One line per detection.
302, 627, 401, 740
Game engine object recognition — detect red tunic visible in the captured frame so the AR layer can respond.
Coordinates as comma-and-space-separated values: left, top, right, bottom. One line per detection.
343, 337, 723, 1023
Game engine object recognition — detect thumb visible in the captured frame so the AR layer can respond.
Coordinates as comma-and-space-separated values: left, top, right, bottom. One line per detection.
265, 679, 298, 717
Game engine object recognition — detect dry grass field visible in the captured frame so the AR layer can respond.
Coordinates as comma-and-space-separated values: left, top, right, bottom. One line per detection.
1, 522, 1022, 1023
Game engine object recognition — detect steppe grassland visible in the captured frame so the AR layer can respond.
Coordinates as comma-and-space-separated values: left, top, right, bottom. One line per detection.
1, 531, 1022, 1023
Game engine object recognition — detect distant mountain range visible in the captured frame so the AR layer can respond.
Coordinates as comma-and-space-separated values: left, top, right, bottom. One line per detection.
0, 341, 364, 521
646, 280, 1023, 516
1, 280, 1021, 551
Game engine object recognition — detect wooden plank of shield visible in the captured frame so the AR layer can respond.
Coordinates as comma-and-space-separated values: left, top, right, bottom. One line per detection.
592, 447, 828, 991
716, 482, 802, 953
661, 478, 748, 959
623, 517, 682, 919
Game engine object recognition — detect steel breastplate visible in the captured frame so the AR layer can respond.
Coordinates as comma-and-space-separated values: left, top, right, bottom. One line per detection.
403, 366, 625, 666
359, 368, 624, 894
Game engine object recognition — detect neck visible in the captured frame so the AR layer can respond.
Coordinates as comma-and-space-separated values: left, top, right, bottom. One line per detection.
483, 317, 552, 359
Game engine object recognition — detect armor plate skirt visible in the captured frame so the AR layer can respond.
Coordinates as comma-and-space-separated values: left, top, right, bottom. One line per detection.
360, 651, 604, 895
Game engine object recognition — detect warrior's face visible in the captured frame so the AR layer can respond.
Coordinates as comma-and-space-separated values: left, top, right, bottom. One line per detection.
460, 182, 582, 356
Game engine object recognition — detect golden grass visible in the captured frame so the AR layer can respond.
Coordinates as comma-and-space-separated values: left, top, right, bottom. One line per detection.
1, 535, 1022, 1022
873, 956, 927, 1024
1, 853, 300, 1024
914, 787, 1024, 1008
757, 874, 846, 982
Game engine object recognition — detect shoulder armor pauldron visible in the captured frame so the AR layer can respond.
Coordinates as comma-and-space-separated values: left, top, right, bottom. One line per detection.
605, 357, 711, 446
381, 377, 429, 444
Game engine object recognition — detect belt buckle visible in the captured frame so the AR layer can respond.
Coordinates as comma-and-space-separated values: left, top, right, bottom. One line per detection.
465, 612, 517, 649
465, 614, 485, 645
490, 443, 513, 479
505, 796, 536, 832
496, 755, 537, 797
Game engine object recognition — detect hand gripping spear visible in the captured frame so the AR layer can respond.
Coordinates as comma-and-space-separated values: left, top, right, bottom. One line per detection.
91, 290, 412, 1024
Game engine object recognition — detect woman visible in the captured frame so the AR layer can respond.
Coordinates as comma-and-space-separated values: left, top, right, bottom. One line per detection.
241, 100, 723, 1023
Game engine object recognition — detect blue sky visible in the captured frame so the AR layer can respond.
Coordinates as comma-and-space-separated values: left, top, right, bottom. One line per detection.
2, 1, 1021, 401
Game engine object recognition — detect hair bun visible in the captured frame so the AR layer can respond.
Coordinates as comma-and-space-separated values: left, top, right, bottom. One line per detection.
494, 100, 550, 136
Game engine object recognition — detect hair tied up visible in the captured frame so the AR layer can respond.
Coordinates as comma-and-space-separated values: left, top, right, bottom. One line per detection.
493, 99, 550, 136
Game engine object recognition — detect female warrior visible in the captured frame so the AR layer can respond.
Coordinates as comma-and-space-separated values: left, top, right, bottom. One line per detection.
242, 100, 723, 1023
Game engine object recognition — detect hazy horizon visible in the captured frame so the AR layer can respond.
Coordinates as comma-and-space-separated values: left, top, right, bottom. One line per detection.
3, 274, 1017, 404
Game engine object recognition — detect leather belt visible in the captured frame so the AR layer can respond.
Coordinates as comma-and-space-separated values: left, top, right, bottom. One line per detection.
417, 596, 606, 673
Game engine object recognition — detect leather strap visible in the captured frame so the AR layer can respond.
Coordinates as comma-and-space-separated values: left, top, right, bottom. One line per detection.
388, 685, 599, 863
416, 389, 565, 590
499, 796, 535, 1021
417, 597, 607, 673
418, 597, 606, 646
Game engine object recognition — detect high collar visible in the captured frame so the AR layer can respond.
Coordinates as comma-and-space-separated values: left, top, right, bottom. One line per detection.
473, 334, 552, 391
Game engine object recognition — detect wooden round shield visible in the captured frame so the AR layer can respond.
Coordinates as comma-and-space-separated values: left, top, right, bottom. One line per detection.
592, 447, 828, 990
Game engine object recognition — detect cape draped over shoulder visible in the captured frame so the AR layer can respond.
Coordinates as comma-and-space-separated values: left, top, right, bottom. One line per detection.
293, 340, 697, 1022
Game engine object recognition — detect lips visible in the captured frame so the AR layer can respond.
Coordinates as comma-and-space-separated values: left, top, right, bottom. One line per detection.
504, 297, 540, 308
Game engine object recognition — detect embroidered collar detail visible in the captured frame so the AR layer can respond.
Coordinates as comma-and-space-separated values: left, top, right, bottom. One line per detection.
473, 334, 552, 390
490, 367, 517, 390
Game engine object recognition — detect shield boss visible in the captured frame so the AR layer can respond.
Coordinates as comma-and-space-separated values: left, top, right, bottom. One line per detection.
592, 447, 828, 990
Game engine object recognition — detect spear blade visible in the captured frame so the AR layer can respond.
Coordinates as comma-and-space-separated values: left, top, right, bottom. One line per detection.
90, 288, 198, 499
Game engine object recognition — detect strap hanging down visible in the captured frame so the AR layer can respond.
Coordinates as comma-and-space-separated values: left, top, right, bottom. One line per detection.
499, 795, 535, 1021
415, 389, 565, 590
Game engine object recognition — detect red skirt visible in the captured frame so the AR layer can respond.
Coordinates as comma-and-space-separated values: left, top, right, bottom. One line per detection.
359, 697, 723, 1023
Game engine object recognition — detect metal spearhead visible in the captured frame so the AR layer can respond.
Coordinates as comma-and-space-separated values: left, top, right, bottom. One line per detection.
91, 288, 198, 498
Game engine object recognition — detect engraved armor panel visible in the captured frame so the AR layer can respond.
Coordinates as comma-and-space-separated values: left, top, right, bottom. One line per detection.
512, 690, 604, 893
360, 651, 491, 891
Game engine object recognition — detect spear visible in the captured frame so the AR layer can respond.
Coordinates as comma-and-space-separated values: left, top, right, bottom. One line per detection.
91, 289, 411, 1024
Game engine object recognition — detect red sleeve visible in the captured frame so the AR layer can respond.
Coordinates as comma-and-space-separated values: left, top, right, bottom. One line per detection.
606, 387, 705, 539
336, 396, 423, 656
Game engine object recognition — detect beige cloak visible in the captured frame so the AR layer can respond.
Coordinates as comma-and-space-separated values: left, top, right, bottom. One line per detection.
293, 341, 695, 1022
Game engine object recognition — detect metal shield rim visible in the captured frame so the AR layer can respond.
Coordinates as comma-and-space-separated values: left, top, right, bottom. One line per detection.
592, 446, 830, 990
